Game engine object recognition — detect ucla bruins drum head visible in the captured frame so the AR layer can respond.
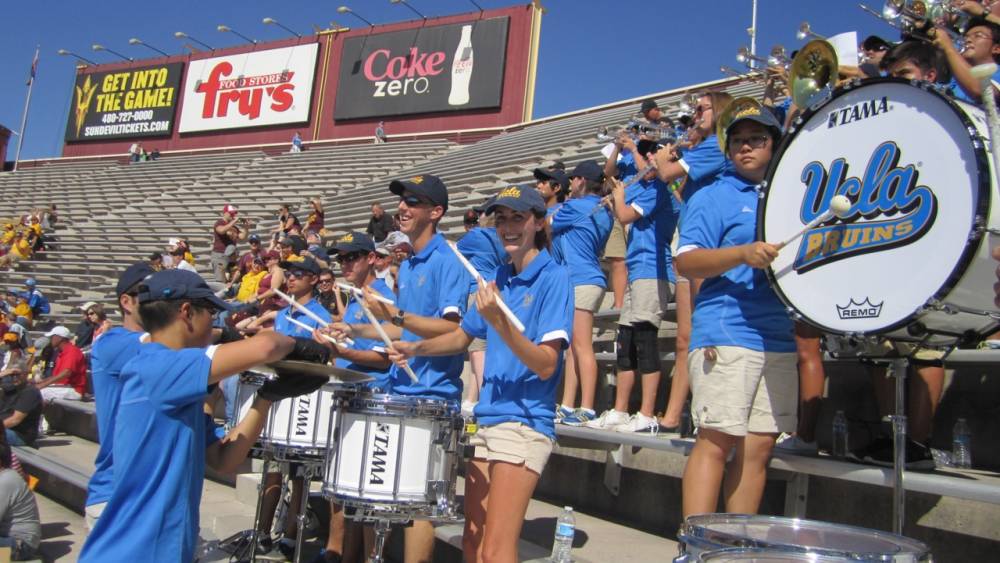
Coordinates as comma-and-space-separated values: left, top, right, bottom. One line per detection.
759, 78, 994, 338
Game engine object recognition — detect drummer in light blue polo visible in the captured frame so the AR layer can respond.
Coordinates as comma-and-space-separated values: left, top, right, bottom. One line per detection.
389, 183, 573, 563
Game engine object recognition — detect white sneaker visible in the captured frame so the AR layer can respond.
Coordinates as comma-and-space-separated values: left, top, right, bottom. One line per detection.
615, 412, 659, 434
584, 409, 630, 431
774, 433, 818, 455
461, 400, 477, 416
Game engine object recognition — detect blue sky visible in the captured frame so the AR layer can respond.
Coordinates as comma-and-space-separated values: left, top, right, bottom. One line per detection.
0, 1, 890, 160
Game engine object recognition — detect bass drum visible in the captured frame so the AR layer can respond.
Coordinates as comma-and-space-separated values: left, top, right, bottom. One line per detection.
760, 78, 1000, 347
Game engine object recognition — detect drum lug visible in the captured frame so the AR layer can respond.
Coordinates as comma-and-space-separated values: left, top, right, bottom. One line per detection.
430, 480, 452, 515
786, 307, 802, 321
969, 215, 987, 241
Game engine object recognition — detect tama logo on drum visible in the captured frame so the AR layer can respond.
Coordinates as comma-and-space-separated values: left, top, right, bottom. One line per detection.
368, 422, 392, 485
836, 297, 884, 319
827, 97, 890, 128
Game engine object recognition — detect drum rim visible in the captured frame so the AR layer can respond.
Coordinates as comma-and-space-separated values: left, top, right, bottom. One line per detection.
758, 77, 992, 339
698, 546, 845, 562
679, 513, 930, 556
339, 392, 460, 415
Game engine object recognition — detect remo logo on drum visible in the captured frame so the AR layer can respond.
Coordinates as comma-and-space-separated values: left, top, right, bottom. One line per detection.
793, 140, 938, 273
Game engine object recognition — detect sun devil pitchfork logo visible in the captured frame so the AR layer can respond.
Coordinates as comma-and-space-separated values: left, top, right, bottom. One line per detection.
793, 141, 937, 273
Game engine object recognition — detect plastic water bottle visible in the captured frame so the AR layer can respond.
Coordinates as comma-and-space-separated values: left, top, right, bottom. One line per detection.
832, 410, 849, 459
952, 418, 972, 469
550, 506, 575, 562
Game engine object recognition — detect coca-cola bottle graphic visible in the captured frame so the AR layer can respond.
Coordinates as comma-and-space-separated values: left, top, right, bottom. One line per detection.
448, 25, 474, 106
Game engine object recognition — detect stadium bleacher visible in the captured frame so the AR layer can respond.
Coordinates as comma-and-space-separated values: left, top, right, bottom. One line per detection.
3, 75, 1000, 561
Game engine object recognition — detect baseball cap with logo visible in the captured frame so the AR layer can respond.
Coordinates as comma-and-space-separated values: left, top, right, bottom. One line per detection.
485, 184, 546, 215
116, 262, 156, 296
389, 174, 449, 210
331, 231, 375, 254
222, 204, 238, 216
280, 256, 322, 275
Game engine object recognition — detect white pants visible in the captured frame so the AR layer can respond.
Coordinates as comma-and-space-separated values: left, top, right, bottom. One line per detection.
40, 386, 82, 402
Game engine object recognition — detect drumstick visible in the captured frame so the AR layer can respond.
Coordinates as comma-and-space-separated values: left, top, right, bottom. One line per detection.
274, 288, 354, 345
445, 241, 527, 332
336, 282, 394, 306
357, 300, 420, 384
775, 195, 851, 250
284, 315, 351, 347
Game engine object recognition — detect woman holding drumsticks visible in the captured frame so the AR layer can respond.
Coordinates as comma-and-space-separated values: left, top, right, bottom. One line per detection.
676, 100, 797, 517
387, 184, 573, 563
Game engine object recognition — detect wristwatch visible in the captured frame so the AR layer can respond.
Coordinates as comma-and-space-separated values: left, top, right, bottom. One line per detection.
391, 310, 405, 327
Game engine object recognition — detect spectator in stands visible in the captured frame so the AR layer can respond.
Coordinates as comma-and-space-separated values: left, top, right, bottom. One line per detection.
387, 231, 414, 265
0, 233, 31, 271
0, 367, 42, 448
36, 326, 89, 432
233, 257, 268, 304
273, 204, 301, 239
236, 251, 286, 333
315, 268, 343, 319
291, 131, 303, 153
375, 121, 387, 144
302, 231, 330, 269
305, 197, 325, 234
149, 148, 160, 161
372, 243, 395, 290
464, 209, 481, 231
87, 304, 113, 342
0, 440, 40, 560
20, 280, 48, 320
226, 234, 264, 296
147, 252, 163, 271
551, 161, 614, 426
2, 292, 31, 329
278, 236, 306, 264
26, 217, 44, 253
72, 301, 99, 349
392, 213, 401, 232
128, 142, 140, 163
0, 224, 14, 254
366, 203, 394, 243
677, 104, 795, 517
212, 205, 243, 283
1, 333, 28, 378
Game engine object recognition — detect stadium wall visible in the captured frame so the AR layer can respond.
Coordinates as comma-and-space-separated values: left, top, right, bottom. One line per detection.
62, 3, 539, 158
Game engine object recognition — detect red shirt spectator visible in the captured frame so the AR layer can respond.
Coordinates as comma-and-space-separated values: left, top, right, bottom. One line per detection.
38, 327, 88, 395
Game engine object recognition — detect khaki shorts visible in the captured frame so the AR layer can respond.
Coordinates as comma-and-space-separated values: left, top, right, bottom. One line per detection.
670, 227, 689, 283
467, 293, 487, 351
619, 279, 673, 326
574, 284, 606, 313
469, 422, 553, 475
604, 220, 626, 259
689, 346, 798, 436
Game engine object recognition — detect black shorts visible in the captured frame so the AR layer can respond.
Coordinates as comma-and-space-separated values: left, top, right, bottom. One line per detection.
616, 322, 661, 374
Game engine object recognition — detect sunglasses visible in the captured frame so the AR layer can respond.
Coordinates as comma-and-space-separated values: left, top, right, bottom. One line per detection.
399, 194, 432, 207
319, 278, 335, 284
729, 135, 771, 149
336, 251, 367, 265
286, 269, 313, 279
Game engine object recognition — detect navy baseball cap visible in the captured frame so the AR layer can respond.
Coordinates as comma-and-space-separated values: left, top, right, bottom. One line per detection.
137, 269, 232, 311
485, 184, 546, 215
248, 234, 261, 243
389, 174, 449, 210
568, 160, 604, 182
331, 231, 375, 254
724, 104, 783, 153
116, 262, 155, 296
641, 98, 659, 114
280, 256, 322, 275
533, 168, 570, 191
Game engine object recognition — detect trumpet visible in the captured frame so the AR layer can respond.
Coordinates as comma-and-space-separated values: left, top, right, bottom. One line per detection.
796, 21, 825, 41
859, 1, 964, 42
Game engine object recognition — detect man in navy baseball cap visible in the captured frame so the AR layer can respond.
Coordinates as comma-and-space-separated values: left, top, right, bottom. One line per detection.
389, 174, 449, 210
137, 269, 233, 312
568, 160, 605, 183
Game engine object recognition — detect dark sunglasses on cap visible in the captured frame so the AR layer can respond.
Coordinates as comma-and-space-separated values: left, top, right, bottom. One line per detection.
336, 251, 367, 265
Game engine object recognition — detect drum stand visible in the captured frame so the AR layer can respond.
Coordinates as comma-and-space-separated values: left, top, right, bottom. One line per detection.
369, 519, 392, 563
214, 450, 276, 562
291, 463, 320, 563
888, 357, 908, 535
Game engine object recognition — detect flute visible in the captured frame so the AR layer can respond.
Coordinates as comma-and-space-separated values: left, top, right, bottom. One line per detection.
445, 241, 526, 332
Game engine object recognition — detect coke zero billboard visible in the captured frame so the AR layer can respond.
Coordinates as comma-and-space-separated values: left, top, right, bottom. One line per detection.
178, 43, 318, 133
334, 17, 509, 120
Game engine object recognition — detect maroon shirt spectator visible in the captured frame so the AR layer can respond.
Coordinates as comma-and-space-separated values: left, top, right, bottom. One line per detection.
305, 198, 324, 233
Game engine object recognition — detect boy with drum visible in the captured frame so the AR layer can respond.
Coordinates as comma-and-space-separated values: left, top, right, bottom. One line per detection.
388, 185, 573, 563
676, 104, 797, 516
80, 270, 330, 562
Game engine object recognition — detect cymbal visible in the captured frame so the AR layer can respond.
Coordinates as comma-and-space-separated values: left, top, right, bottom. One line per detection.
262, 360, 375, 384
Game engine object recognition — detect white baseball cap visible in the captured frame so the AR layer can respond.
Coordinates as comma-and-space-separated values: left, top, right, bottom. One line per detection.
44, 326, 72, 339
79, 301, 98, 312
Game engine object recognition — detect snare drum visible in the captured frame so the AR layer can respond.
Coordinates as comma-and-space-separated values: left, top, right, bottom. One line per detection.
675, 514, 931, 562
322, 392, 464, 521
235, 371, 355, 461
760, 78, 1000, 347
697, 547, 845, 562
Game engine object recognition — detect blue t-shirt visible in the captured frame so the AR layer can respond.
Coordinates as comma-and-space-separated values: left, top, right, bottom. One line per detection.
388, 234, 473, 401
462, 250, 573, 439
81, 343, 224, 563
273, 298, 332, 338
24, 289, 49, 315
550, 194, 613, 287
678, 134, 731, 202
545, 204, 566, 263
678, 171, 795, 352
86, 327, 145, 507
616, 149, 641, 181
624, 177, 678, 283
335, 278, 396, 390
948, 68, 1000, 104
456, 227, 508, 295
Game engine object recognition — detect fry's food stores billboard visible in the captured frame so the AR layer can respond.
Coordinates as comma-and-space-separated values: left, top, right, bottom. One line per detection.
178, 43, 319, 133
334, 17, 510, 120
65, 62, 183, 142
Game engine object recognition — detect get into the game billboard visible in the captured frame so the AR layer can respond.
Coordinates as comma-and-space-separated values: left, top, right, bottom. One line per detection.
334, 17, 509, 120
64, 62, 183, 142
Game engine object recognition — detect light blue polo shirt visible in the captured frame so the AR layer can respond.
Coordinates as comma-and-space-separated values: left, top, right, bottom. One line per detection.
624, 177, 678, 283
678, 134, 731, 202
86, 327, 145, 508
545, 204, 566, 263
81, 343, 224, 563
388, 233, 473, 401
948, 67, 1000, 105
273, 297, 332, 337
457, 227, 508, 295
335, 278, 396, 390
616, 149, 641, 182
550, 194, 613, 287
678, 171, 795, 352
462, 250, 573, 439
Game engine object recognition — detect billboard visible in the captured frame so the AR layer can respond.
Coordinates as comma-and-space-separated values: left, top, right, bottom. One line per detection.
65, 62, 183, 142
178, 43, 319, 133
334, 17, 510, 120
